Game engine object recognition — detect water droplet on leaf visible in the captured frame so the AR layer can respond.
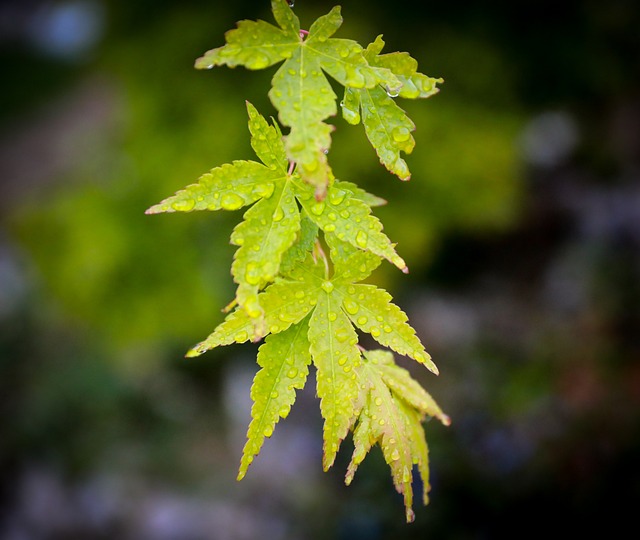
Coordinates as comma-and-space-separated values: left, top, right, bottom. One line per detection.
342, 299, 359, 315
355, 230, 368, 247
392, 127, 411, 142
234, 330, 249, 342
272, 206, 284, 222
221, 192, 244, 210
329, 189, 346, 206
171, 198, 196, 212
310, 201, 325, 215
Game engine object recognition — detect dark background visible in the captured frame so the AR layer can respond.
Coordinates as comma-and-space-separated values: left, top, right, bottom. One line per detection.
1, 0, 639, 538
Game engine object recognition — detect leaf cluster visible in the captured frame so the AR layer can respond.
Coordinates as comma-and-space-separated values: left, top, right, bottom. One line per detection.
147, 0, 448, 522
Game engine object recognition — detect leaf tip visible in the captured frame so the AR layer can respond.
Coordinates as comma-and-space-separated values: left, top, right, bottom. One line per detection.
185, 346, 203, 358
405, 507, 416, 523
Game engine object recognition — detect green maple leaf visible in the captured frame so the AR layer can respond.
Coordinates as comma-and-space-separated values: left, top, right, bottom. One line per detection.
195, 0, 400, 195
146, 103, 298, 331
147, 105, 407, 329
341, 35, 443, 180
238, 316, 312, 480
346, 349, 450, 523
187, 239, 436, 472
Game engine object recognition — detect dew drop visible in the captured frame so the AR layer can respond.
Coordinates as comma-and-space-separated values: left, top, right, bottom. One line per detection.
329, 189, 346, 206
339, 48, 349, 58
391, 448, 400, 461
288, 68, 297, 76
310, 201, 325, 215
338, 356, 348, 366
295, 290, 305, 299
171, 198, 196, 212
220, 192, 244, 210
355, 230, 368, 248
340, 210, 350, 219
270, 390, 279, 399
324, 224, 336, 232
370, 326, 381, 337
357, 315, 368, 326
374, 397, 383, 406
263, 425, 274, 437
392, 126, 411, 142
328, 311, 338, 322
245, 262, 261, 285
342, 298, 359, 315
287, 367, 298, 378
414, 351, 427, 364
234, 330, 248, 342
321, 281, 334, 293
251, 53, 270, 69
272, 206, 284, 222
343, 364, 352, 373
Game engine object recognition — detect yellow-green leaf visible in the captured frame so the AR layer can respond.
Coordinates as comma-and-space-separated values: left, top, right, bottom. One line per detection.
145, 161, 276, 214
346, 350, 449, 522
238, 319, 311, 479
196, 0, 400, 193
296, 181, 407, 272
231, 180, 300, 333
340, 35, 443, 180
186, 281, 316, 356
309, 290, 361, 470
341, 285, 438, 374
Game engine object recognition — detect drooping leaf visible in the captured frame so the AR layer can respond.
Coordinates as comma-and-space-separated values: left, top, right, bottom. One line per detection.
238, 317, 312, 479
309, 290, 361, 470
346, 349, 449, 522
187, 241, 437, 474
195, 0, 401, 194
341, 35, 443, 180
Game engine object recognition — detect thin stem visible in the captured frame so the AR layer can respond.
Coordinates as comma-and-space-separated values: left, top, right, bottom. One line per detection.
314, 239, 330, 280
287, 161, 296, 175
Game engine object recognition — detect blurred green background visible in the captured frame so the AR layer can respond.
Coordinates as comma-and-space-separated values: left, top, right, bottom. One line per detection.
1, 0, 639, 538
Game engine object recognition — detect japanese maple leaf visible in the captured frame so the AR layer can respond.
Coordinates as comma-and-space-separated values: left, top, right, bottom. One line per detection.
194, 0, 401, 196
341, 35, 443, 180
346, 349, 450, 523
147, 104, 407, 333
186, 237, 437, 475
